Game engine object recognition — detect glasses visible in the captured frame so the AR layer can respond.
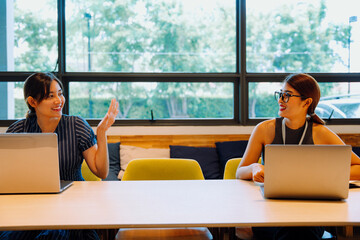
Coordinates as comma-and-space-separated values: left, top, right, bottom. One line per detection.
274, 91, 306, 103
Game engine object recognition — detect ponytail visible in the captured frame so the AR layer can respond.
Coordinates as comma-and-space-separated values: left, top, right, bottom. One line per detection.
25, 109, 36, 118
284, 73, 325, 125
308, 112, 325, 125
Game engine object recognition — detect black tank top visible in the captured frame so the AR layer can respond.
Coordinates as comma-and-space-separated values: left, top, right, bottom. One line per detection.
262, 117, 314, 164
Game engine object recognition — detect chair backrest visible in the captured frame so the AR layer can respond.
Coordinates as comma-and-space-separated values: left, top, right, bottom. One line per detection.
223, 158, 241, 179
122, 158, 205, 181
81, 160, 101, 181
223, 158, 262, 179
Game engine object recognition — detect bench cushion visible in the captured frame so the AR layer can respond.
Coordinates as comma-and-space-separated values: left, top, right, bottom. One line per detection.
170, 145, 221, 179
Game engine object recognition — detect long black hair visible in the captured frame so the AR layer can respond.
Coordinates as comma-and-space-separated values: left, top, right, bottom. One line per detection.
284, 73, 325, 125
24, 72, 64, 118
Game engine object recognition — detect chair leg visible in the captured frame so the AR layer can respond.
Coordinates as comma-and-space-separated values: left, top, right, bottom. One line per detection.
216, 227, 238, 240
215, 227, 228, 240
98, 228, 117, 240
228, 227, 237, 240
208, 227, 221, 240
109, 229, 118, 240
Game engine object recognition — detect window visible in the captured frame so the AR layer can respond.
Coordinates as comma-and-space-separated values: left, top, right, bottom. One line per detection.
247, 0, 360, 73
65, 0, 236, 73
69, 82, 234, 119
0, 0, 359, 125
0, 0, 58, 72
246, 0, 360, 122
249, 82, 360, 119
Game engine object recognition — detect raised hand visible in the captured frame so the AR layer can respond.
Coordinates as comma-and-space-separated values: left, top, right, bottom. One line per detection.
97, 98, 119, 133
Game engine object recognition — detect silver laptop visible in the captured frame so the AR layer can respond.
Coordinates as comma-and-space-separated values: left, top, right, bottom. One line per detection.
262, 144, 351, 200
0, 133, 72, 194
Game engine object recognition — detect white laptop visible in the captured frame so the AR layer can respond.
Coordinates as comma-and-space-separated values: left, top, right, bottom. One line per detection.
262, 144, 351, 200
0, 133, 73, 194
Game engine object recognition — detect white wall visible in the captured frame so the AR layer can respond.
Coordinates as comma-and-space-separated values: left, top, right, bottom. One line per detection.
1, 125, 360, 135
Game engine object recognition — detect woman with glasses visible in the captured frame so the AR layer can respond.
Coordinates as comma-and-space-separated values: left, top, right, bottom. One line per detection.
235, 73, 360, 240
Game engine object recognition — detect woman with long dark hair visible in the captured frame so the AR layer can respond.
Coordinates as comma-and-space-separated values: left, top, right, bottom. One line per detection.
236, 73, 360, 240
0, 72, 119, 240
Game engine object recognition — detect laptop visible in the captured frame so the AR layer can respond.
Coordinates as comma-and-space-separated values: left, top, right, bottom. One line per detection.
0, 133, 73, 194
261, 144, 351, 200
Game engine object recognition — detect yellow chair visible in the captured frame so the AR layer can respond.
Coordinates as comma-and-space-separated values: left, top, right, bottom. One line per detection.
116, 158, 212, 240
122, 158, 205, 181
223, 158, 242, 180
81, 160, 101, 181
224, 158, 263, 179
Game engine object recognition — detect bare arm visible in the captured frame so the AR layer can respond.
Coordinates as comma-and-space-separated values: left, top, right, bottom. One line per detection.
350, 152, 360, 180
313, 124, 360, 180
83, 99, 119, 179
236, 119, 275, 182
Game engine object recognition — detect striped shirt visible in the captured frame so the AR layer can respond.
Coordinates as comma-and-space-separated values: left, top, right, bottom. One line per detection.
6, 115, 97, 181
1, 115, 100, 240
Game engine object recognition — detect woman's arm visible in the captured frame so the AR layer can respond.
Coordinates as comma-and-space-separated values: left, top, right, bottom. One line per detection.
350, 152, 360, 180
313, 124, 360, 180
236, 119, 275, 182
83, 99, 119, 179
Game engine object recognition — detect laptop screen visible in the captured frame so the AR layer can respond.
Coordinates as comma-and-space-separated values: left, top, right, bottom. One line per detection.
0, 133, 69, 194
263, 144, 351, 200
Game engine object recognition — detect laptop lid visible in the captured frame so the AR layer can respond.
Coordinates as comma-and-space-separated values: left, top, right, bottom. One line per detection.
263, 144, 351, 200
0, 133, 72, 194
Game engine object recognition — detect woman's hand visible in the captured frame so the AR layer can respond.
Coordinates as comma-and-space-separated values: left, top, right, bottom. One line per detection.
97, 99, 119, 133
84, 99, 119, 179
252, 163, 264, 183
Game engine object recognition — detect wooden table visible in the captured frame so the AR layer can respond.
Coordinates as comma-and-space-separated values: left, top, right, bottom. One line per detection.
1, 180, 360, 231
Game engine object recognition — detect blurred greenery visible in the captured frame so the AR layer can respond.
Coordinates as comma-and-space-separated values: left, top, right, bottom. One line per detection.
67, 97, 233, 119
12, 0, 349, 119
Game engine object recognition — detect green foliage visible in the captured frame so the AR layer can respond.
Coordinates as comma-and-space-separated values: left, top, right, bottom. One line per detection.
12, 0, 349, 119
247, 0, 349, 73
15, 99, 28, 119
13, 2, 57, 71
68, 96, 232, 119
253, 93, 279, 118
246, 0, 347, 117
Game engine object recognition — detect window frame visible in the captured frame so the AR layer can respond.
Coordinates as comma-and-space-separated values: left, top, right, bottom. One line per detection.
0, 0, 359, 127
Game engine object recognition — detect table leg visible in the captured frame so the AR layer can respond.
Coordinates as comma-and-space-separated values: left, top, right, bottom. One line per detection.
344, 226, 354, 238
